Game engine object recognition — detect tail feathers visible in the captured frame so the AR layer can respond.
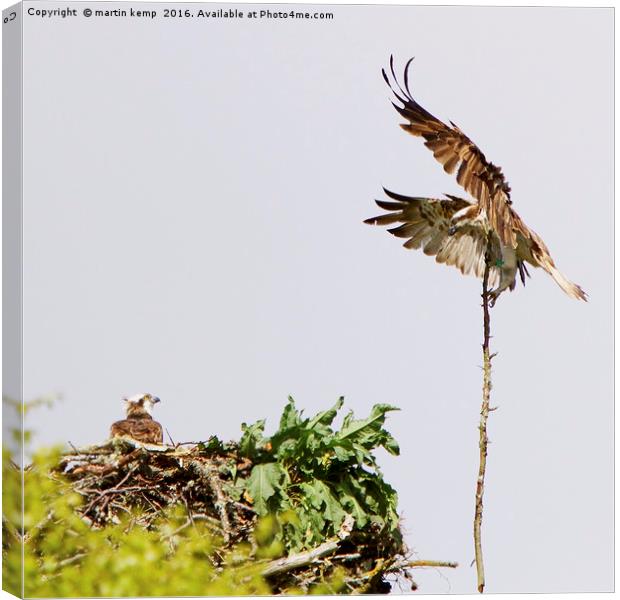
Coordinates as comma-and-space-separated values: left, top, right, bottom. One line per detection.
546, 264, 587, 301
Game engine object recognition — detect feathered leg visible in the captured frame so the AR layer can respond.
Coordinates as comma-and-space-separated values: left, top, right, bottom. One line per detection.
488, 245, 518, 306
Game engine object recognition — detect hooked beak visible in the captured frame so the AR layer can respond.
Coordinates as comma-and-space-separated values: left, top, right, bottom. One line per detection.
152, 396, 161, 404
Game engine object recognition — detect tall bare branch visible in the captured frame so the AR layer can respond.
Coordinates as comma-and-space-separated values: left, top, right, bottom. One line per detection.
474, 241, 494, 593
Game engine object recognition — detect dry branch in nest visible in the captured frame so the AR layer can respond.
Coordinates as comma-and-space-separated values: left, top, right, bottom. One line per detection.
60, 438, 253, 540
56, 436, 451, 594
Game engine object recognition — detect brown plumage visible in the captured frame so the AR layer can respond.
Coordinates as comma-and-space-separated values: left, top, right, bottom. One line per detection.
365, 57, 586, 303
383, 56, 515, 248
110, 393, 163, 444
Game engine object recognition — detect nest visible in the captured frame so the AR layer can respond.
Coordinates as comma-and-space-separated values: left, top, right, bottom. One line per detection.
57, 437, 429, 594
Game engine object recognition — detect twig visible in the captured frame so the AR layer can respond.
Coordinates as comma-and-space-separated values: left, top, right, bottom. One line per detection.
162, 517, 193, 540
231, 501, 256, 514
69, 448, 145, 476
189, 461, 233, 544
261, 514, 354, 577
165, 428, 176, 447
57, 552, 87, 568
474, 243, 494, 593
192, 513, 225, 527
81, 465, 139, 513
353, 558, 386, 593
82, 486, 148, 515
140, 492, 164, 515
330, 552, 361, 562
260, 534, 342, 577
404, 560, 458, 569
69, 438, 177, 455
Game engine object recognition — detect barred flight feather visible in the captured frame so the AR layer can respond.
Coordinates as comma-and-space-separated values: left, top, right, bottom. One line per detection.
365, 57, 586, 302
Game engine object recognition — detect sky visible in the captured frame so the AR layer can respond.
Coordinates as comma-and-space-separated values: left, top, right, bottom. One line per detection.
11, 3, 614, 594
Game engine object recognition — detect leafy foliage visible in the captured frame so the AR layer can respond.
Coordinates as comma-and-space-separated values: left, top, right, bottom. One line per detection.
3, 397, 406, 596
235, 397, 402, 553
3, 446, 271, 597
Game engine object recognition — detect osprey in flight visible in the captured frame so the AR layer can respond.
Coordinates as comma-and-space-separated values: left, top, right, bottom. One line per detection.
365, 57, 586, 303
110, 393, 163, 444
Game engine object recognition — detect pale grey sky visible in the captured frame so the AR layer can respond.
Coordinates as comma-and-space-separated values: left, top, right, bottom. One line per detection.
15, 3, 613, 594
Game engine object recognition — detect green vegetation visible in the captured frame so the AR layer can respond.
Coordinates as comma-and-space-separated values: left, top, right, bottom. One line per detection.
236, 397, 402, 553
3, 397, 410, 596
3, 444, 271, 597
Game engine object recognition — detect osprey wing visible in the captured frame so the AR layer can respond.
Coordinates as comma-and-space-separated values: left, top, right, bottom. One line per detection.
365, 188, 500, 285
384, 56, 515, 247
110, 418, 164, 444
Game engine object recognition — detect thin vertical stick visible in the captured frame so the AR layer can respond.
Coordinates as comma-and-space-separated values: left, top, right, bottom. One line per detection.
474, 247, 493, 593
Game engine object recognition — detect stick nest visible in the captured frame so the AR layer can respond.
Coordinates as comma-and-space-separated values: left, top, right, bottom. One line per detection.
57, 437, 418, 594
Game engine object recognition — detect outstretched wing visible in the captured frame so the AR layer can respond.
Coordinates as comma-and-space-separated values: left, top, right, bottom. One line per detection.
512, 213, 587, 301
383, 56, 516, 248
110, 418, 164, 444
365, 188, 500, 286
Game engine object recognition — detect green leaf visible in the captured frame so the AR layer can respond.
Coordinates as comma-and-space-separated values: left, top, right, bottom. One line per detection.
245, 463, 285, 515
197, 435, 225, 454
306, 397, 344, 430
338, 404, 398, 440
309, 480, 346, 526
239, 419, 266, 458
381, 432, 400, 456
337, 404, 400, 455
279, 397, 302, 431
339, 481, 368, 527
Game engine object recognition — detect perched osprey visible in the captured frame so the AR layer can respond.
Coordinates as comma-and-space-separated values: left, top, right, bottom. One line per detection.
365, 57, 586, 304
110, 393, 163, 444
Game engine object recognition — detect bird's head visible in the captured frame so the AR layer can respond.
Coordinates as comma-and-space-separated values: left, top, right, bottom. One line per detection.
122, 392, 161, 417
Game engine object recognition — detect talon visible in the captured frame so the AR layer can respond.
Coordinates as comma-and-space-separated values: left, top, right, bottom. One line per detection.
487, 289, 499, 308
